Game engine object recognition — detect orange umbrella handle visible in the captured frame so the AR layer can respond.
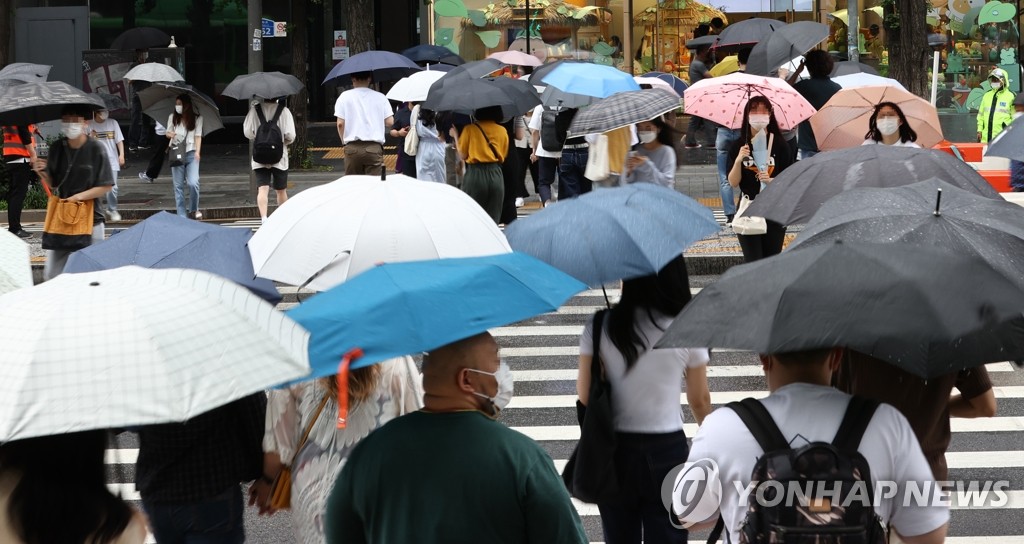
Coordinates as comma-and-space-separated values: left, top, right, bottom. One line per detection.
336, 348, 365, 429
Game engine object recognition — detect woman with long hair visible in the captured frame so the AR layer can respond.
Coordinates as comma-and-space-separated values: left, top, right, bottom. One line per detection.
863, 102, 921, 147
0, 430, 147, 544
620, 116, 679, 188
576, 255, 711, 544
727, 94, 793, 262
415, 107, 447, 183
166, 94, 203, 219
251, 357, 423, 543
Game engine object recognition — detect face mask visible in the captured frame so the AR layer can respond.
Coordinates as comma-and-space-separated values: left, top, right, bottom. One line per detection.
467, 361, 514, 414
96, 111, 108, 122
748, 114, 770, 130
876, 117, 900, 136
991, 81, 1002, 90
175, 105, 184, 114
62, 122, 83, 139
638, 131, 657, 144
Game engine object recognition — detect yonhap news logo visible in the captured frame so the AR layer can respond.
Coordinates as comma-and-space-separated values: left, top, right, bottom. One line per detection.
661, 458, 723, 529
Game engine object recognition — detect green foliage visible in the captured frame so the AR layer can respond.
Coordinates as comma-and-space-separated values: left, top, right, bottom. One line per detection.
434, 0, 469, 18
0, 183, 48, 211
476, 31, 502, 48
979, 1, 1015, 24
435, 27, 455, 47
468, 10, 488, 26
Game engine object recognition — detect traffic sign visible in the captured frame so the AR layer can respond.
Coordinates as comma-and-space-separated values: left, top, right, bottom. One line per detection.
261, 18, 274, 38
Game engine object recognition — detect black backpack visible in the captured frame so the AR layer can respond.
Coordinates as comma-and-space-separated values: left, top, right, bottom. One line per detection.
710, 396, 887, 544
540, 108, 574, 152
252, 102, 285, 165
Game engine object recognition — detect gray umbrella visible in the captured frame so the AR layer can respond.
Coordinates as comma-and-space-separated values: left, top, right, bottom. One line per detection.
0, 63, 50, 87
746, 21, 829, 76
91, 92, 128, 111
831, 61, 879, 77
982, 114, 1024, 162
655, 240, 1024, 379
0, 81, 103, 125
566, 87, 681, 136
138, 82, 223, 136
423, 76, 540, 117
539, 85, 597, 109
715, 18, 787, 49
122, 62, 184, 84
745, 146, 1000, 225
222, 72, 303, 100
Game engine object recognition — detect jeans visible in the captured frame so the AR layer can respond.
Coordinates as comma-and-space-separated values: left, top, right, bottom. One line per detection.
536, 156, 558, 204
558, 147, 592, 200
44, 222, 105, 280
143, 486, 245, 544
716, 128, 740, 217
171, 151, 200, 217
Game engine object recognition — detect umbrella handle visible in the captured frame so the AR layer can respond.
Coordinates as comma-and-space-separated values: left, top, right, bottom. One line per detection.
336, 347, 365, 429
601, 285, 611, 309
934, 188, 942, 216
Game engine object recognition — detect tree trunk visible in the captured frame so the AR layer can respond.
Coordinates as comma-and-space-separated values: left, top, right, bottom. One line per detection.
290, 0, 310, 168
0, 0, 13, 66
345, 0, 376, 54
885, 0, 930, 96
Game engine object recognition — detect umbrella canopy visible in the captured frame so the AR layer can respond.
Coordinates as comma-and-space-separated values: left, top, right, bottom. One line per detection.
541, 62, 640, 99
810, 85, 943, 150
642, 71, 688, 95
655, 241, 1024, 378
0, 63, 50, 86
248, 174, 512, 291
435, 58, 505, 83
831, 61, 879, 76
983, 115, 1024, 162
287, 252, 586, 377
385, 70, 447, 103
402, 44, 465, 66
539, 84, 599, 108
567, 87, 681, 137
685, 35, 719, 49
110, 27, 171, 50
323, 50, 421, 85
715, 18, 787, 49
745, 146, 1000, 225
708, 55, 739, 77
222, 72, 303, 100
0, 230, 32, 296
0, 266, 310, 441
423, 76, 540, 117
0, 82, 103, 125
123, 62, 184, 84
832, 73, 906, 90
488, 50, 542, 67
503, 184, 718, 286
91, 92, 128, 111
138, 82, 223, 136
745, 22, 829, 77
64, 211, 280, 304
683, 72, 815, 131
633, 76, 680, 96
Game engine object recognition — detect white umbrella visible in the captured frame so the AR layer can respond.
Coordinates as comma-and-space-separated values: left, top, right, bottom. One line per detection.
385, 70, 446, 103
123, 62, 184, 83
248, 174, 512, 291
633, 76, 680, 97
0, 229, 32, 295
833, 73, 907, 91
0, 266, 311, 441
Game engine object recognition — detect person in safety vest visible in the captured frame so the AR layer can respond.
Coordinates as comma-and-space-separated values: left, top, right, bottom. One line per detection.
978, 67, 1016, 143
2, 124, 36, 238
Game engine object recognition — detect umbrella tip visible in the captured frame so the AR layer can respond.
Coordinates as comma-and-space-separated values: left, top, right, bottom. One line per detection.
89, 281, 100, 286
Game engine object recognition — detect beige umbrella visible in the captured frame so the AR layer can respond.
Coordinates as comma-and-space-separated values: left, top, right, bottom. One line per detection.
810, 86, 944, 150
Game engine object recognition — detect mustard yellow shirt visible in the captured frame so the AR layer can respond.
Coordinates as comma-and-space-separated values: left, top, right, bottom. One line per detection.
458, 121, 509, 164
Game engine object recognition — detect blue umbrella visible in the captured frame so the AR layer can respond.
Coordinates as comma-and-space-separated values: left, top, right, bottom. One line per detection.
503, 184, 719, 287
541, 63, 640, 99
323, 50, 421, 85
64, 211, 280, 303
643, 71, 689, 96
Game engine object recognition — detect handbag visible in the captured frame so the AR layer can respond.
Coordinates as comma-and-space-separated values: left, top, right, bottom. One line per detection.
168, 139, 185, 167
267, 392, 331, 510
732, 194, 768, 235
404, 105, 420, 157
41, 142, 94, 251
584, 134, 610, 181
562, 310, 620, 503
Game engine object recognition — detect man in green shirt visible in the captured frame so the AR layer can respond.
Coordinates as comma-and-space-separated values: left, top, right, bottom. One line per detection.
324, 332, 588, 544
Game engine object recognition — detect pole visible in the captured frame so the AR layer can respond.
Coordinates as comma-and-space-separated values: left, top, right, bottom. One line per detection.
847, 0, 859, 62
248, 0, 263, 200
623, 0, 633, 75
930, 51, 940, 105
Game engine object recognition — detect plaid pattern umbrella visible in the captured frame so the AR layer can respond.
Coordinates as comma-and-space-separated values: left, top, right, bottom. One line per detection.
567, 87, 681, 136
683, 72, 815, 131
0, 230, 32, 296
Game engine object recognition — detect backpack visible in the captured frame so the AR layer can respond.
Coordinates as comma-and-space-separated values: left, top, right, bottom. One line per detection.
252, 102, 285, 165
540, 108, 574, 152
710, 396, 887, 544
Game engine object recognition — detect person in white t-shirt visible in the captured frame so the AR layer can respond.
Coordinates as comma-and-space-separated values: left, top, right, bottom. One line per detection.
87, 108, 125, 222
680, 348, 949, 544
862, 102, 922, 148
334, 72, 395, 176
528, 106, 561, 206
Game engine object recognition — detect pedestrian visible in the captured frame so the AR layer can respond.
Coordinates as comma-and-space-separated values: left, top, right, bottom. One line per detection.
1010, 95, 1024, 192
414, 107, 447, 183
977, 67, 1015, 143
557, 108, 595, 200
87, 107, 125, 222
126, 49, 154, 153
136, 394, 267, 544
34, 105, 114, 280
0, 430, 148, 544
710, 17, 726, 35
166, 94, 204, 219
528, 105, 562, 206
334, 72, 394, 176
499, 112, 525, 224
791, 50, 841, 159
684, 46, 714, 149
621, 116, 678, 188
716, 47, 751, 225
2, 123, 37, 238
243, 97, 296, 222
727, 95, 792, 262
249, 357, 423, 544
390, 102, 416, 176
323, 332, 589, 544
513, 110, 533, 206
454, 106, 508, 223
863, 102, 921, 147
137, 121, 169, 183
577, 254, 710, 544
678, 347, 949, 544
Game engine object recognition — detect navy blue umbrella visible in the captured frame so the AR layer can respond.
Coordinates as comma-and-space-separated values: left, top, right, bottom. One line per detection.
401, 44, 465, 66
642, 72, 688, 96
64, 212, 280, 304
323, 50, 421, 85
503, 184, 719, 287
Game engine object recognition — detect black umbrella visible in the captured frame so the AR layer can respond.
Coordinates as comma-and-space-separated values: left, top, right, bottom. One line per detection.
138, 82, 223, 136
425, 58, 506, 106
655, 240, 1024, 379
222, 72, 304, 100
746, 21, 829, 76
831, 61, 879, 77
322, 50, 421, 86
401, 44, 465, 66
685, 35, 719, 49
745, 146, 1000, 225
111, 27, 171, 50
422, 76, 541, 117
982, 114, 1024, 162
0, 82, 103, 125
715, 18, 787, 50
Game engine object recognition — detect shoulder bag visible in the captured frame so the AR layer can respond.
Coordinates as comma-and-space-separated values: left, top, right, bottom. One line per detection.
41, 140, 94, 251
404, 105, 420, 157
474, 123, 502, 163
267, 392, 331, 510
168, 133, 185, 167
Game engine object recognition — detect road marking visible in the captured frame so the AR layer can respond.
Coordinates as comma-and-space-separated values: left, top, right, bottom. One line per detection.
511, 363, 1016, 381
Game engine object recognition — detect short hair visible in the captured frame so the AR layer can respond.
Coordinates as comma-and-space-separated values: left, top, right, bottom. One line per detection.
61, 105, 93, 119
805, 50, 834, 78
694, 24, 710, 38
737, 46, 753, 65
474, 105, 504, 122
771, 348, 834, 366
711, 17, 724, 29
350, 71, 373, 81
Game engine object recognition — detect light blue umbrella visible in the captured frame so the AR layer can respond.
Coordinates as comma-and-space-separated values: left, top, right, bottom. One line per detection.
540, 62, 640, 99
503, 184, 718, 287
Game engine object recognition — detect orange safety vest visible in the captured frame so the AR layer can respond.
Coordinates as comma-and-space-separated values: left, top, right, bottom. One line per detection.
2, 125, 33, 158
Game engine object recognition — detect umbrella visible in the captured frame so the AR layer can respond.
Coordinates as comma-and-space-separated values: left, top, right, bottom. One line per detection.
138, 82, 223, 136
685, 35, 719, 49
715, 18, 787, 49
634, 76, 680, 96
0, 266, 310, 441
64, 211, 281, 304
566, 87, 682, 137
539, 84, 598, 109
502, 184, 718, 287
287, 252, 586, 377
983, 115, 1024, 162
401, 44, 465, 66
829, 7, 885, 25
654, 240, 1024, 379
385, 70, 447, 103
507, 37, 549, 62
744, 146, 1001, 225
322, 50, 421, 85
745, 22, 829, 77
110, 27, 171, 50
0, 229, 32, 296
0, 81, 103, 126
90, 92, 128, 111
810, 85, 943, 150
122, 62, 184, 84
529, 59, 587, 88
708, 55, 739, 77
435, 58, 505, 83
0, 63, 50, 86
642, 71, 688, 95
222, 72, 303, 100
682, 72, 815, 131
248, 174, 512, 291
540, 62, 640, 99
831, 61, 879, 76
422, 76, 540, 117
832, 73, 907, 91
488, 50, 542, 67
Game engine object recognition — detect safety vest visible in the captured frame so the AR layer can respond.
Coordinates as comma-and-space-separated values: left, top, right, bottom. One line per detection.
2, 125, 33, 158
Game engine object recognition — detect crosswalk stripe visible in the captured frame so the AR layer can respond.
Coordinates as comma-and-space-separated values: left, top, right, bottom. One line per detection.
511, 363, 1017, 381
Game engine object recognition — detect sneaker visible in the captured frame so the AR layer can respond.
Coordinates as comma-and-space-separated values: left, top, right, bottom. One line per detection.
138, 172, 154, 183
108, 210, 122, 222
11, 229, 32, 239
194, 211, 203, 220
128, 146, 138, 152
684, 143, 702, 149
515, 197, 525, 207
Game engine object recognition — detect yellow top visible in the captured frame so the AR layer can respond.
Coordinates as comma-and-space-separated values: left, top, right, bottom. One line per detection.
606, 125, 632, 174
458, 121, 509, 164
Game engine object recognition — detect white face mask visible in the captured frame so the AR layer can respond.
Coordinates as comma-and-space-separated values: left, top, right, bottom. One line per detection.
638, 131, 657, 144
467, 361, 514, 415
748, 114, 770, 131
991, 81, 1002, 90
61, 122, 84, 139
876, 117, 900, 136
96, 111, 108, 122
174, 105, 184, 114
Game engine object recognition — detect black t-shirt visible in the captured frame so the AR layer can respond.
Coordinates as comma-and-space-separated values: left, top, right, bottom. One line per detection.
46, 138, 114, 224
792, 77, 842, 152
727, 132, 792, 200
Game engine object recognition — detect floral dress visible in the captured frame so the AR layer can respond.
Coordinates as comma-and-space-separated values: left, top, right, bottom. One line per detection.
263, 356, 423, 544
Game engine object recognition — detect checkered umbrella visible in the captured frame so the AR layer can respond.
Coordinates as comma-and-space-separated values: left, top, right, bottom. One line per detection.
0, 229, 32, 296
0, 266, 311, 441
567, 87, 681, 136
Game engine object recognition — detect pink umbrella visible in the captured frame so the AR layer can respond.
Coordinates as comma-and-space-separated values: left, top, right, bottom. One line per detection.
810, 85, 943, 150
683, 72, 815, 131
488, 50, 543, 67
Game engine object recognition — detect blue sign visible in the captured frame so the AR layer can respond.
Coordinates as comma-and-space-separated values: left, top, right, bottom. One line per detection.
262, 18, 274, 38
